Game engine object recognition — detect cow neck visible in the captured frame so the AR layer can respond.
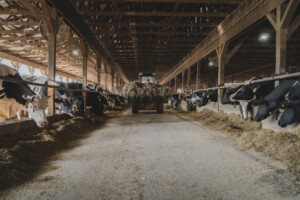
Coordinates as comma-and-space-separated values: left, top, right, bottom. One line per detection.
2, 73, 36, 106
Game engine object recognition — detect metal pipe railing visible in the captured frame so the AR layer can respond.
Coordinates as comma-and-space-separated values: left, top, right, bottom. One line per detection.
0, 76, 108, 94
193, 72, 300, 92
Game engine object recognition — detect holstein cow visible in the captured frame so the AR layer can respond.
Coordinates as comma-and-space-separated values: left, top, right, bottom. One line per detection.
230, 80, 274, 120
55, 82, 84, 113
196, 89, 218, 108
21, 75, 74, 115
221, 86, 242, 105
168, 93, 180, 108
55, 82, 106, 116
0, 64, 48, 127
277, 79, 300, 127
251, 79, 297, 122
107, 94, 124, 109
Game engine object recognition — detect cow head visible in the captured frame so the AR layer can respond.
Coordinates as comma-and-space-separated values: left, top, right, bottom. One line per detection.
278, 107, 295, 127
24, 94, 48, 128
59, 100, 73, 116
231, 84, 255, 101
254, 103, 270, 122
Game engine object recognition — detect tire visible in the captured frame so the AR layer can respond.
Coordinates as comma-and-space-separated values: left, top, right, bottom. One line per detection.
132, 102, 138, 114
157, 103, 164, 114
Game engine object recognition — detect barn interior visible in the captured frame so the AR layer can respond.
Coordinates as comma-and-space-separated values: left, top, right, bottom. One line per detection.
0, 0, 300, 199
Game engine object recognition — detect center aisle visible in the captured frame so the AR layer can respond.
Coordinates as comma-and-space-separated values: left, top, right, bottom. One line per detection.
2, 110, 299, 200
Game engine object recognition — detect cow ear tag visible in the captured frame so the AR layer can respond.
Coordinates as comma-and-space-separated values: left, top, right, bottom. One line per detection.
279, 108, 285, 113
233, 103, 236, 108
252, 88, 257, 93
25, 101, 29, 108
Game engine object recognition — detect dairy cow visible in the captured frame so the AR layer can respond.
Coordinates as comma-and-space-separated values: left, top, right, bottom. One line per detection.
0, 64, 48, 127
277, 79, 300, 127
252, 79, 297, 122
230, 80, 274, 120
21, 75, 75, 115
168, 93, 180, 108
196, 89, 218, 107
55, 82, 106, 115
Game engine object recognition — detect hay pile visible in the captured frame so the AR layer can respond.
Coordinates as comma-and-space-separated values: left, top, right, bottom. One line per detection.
174, 108, 300, 180
0, 114, 105, 191
122, 81, 172, 102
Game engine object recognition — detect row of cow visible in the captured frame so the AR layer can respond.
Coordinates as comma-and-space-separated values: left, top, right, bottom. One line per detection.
168, 77, 300, 128
0, 64, 124, 128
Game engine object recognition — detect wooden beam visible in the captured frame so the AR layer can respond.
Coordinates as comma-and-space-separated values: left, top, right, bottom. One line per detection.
196, 60, 201, 90
94, 30, 210, 36
48, 0, 128, 83
161, 0, 285, 84
0, 51, 80, 80
288, 14, 300, 38
224, 37, 246, 64
216, 42, 228, 86
88, 21, 218, 28
73, 0, 242, 3
81, 38, 89, 111
280, 0, 300, 29
96, 55, 101, 85
187, 67, 191, 89
182, 71, 185, 91
174, 76, 177, 93
41, 0, 55, 34
111, 71, 115, 93
80, 11, 228, 17
41, 0, 57, 116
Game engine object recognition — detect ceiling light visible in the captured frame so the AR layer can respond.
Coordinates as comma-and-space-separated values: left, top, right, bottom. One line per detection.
209, 61, 214, 66
259, 33, 269, 41
72, 50, 79, 56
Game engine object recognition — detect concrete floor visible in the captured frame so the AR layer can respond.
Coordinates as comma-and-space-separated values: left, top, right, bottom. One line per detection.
1, 110, 300, 200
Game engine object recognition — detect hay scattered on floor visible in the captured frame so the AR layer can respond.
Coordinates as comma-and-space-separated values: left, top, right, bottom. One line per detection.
174, 108, 300, 181
0, 114, 106, 191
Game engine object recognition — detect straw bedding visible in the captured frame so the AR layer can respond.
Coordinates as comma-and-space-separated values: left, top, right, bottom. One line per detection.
173, 108, 300, 181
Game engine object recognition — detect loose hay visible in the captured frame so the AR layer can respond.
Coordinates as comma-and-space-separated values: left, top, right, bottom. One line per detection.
173, 108, 300, 181
122, 81, 172, 102
0, 114, 106, 191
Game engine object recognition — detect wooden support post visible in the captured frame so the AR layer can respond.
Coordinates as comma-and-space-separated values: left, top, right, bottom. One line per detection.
105, 73, 108, 91
111, 71, 115, 94
187, 67, 191, 90
174, 76, 177, 93
81, 38, 89, 111
266, 0, 299, 75
41, 0, 57, 116
216, 42, 228, 111
182, 71, 185, 92
196, 60, 201, 90
96, 55, 101, 86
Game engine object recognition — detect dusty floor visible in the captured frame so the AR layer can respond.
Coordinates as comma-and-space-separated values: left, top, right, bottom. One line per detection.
1, 109, 300, 200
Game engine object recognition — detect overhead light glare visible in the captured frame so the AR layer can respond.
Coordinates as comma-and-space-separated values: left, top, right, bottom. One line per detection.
72, 50, 79, 56
259, 33, 270, 41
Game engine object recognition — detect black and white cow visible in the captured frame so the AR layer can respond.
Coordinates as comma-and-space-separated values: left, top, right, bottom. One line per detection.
0, 64, 48, 127
252, 79, 297, 122
230, 80, 274, 120
221, 86, 242, 105
55, 82, 84, 113
21, 75, 75, 115
168, 93, 180, 108
196, 89, 218, 108
55, 82, 106, 116
277, 79, 300, 127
